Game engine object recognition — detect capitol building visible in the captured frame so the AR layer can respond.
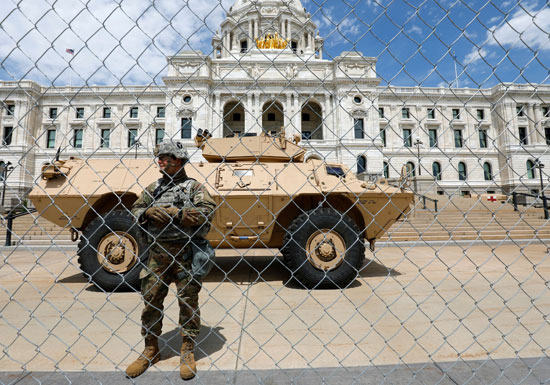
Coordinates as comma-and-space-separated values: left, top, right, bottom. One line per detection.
1, 0, 549, 206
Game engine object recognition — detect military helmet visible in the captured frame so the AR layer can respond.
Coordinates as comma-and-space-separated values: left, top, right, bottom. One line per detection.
154, 140, 189, 163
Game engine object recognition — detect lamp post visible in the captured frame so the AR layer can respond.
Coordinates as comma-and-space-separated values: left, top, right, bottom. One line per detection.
1, 161, 14, 207
414, 138, 423, 176
534, 158, 548, 219
134, 140, 141, 159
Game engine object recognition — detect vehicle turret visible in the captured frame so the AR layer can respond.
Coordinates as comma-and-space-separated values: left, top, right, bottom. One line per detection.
195, 129, 305, 163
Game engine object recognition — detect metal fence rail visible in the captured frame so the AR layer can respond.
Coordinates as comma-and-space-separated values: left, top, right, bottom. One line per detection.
1, 0, 550, 384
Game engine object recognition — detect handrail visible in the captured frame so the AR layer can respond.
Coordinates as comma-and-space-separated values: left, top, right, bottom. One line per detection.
3, 208, 37, 246
512, 191, 549, 220
413, 192, 438, 212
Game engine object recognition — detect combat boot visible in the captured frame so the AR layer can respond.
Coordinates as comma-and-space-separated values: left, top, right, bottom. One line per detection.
125, 336, 160, 378
180, 336, 197, 380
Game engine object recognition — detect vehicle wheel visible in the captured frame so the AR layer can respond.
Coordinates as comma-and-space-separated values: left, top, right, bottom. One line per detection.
78, 210, 148, 291
282, 207, 365, 289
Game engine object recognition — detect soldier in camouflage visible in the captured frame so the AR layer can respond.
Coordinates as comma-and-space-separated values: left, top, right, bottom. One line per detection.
126, 140, 216, 380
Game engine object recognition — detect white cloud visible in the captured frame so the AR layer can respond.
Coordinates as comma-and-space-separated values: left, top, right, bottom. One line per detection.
464, 47, 489, 65
487, 4, 550, 51
314, 6, 360, 47
0, 0, 232, 85
408, 25, 422, 35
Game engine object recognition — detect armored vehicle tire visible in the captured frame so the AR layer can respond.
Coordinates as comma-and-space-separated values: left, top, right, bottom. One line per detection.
282, 207, 365, 289
78, 210, 147, 291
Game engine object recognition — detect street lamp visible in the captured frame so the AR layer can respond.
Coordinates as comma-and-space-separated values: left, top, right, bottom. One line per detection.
534, 158, 548, 220
414, 137, 423, 176
134, 140, 141, 159
0, 161, 14, 207
534, 159, 545, 196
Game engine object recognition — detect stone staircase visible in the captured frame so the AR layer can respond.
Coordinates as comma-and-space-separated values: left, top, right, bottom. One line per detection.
1, 196, 549, 247
381, 195, 550, 242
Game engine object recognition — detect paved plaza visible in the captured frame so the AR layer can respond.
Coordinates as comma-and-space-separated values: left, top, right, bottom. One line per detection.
1, 243, 549, 384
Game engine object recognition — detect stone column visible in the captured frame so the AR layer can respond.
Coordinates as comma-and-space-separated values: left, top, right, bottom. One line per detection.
288, 20, 291, 41
295, 93, 302, 135
223, 32, 229, 58
527, 102, 536, 144
245, 93, 253, 134
248, 20, 253, 48
254, 19, 258, 40
533, 103, 543, 144
323, 93, 330, 140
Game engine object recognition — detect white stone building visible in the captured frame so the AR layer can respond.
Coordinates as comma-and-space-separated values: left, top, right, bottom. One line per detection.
1, 0, 549, 206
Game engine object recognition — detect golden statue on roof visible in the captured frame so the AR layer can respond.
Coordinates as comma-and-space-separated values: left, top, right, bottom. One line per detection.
256, 32, 289, 49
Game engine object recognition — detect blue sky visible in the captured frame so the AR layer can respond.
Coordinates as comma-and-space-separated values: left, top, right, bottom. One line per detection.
1, 0, 549, 88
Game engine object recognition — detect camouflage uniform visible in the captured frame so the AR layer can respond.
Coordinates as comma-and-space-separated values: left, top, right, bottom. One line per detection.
132, 166, 216, 339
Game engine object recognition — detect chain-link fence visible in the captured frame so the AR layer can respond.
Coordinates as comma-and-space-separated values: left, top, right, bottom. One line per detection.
1, 0, 550, 383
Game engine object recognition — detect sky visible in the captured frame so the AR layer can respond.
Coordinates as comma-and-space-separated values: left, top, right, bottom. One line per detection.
0, 0, 549, 88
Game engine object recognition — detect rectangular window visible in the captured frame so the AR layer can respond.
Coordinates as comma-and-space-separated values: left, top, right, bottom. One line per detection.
428, 129, 438, 147
103, 107, 111, 119
379, 107, 385, 119
73, 129, 83, 148
545, 127, 550, 145
49, 108, 58, 119
427, 108, 436, 119
267, 113, 275, 121
233, 113, 242, 121
3, 126, 14, 145
519, 126, 528, 145
301, 113, 310, 121
543, 106, 549, 117
181, 118, 192, 139
380, 128, 386, 147
46, 129, 56, 149
454, 129, 463, 148
157, 107, 165, 118
6, 104, 15, 116
354, 118, 364, 139
100, 129, 110, 148
401, 108, 410, 119
76, 107, 84, 119
301, 131, 312, 140
128, 128, 138, 147
403, 128, 412, 147
155, 128, 165, 144
130, 107, 138, 118
477, 109, 485, 120
452, 108, 460, 120
517, 105, 525, 117
479, 129, 488, 148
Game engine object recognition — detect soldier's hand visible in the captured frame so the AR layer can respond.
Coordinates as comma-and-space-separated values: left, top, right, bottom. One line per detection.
162, 206, 180, 218
145, 207, 170, 226
181, 209, 203, 226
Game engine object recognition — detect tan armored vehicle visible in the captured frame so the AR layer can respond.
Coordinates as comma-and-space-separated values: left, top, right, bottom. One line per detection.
29, 131, 414, 290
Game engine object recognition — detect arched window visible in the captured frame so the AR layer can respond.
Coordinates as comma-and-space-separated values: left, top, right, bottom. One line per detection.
432, 162, 442, 180
357, 155, 366, 174
301, 101, 323, 140
262, 100, 284, 135
383, 161, 389, 179
406, 161, 415, 177
458, 162, 467, 181
483, 162, 493, 181
527, 160, 535, 179
223, 101, 245, 137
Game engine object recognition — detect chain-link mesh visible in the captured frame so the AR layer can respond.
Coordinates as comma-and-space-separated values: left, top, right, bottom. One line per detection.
1, 0, 550, 383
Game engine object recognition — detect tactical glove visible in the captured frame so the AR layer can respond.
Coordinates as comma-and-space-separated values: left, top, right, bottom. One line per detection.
181, 209, 203, 226
144, 207, 171, 226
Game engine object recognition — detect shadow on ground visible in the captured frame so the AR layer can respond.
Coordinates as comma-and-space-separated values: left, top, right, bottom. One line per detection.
157, 326, 227, 360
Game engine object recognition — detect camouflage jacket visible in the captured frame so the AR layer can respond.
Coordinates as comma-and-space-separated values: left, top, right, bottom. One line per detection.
132, 172, 216, 243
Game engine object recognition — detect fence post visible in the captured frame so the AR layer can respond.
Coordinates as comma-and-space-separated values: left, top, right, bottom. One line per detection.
5, 212, 13, 246
512, 192, 518, 211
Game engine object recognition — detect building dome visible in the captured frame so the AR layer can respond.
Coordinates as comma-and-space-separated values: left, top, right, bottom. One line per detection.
229, 0, 305, 15
213, 0, 319, 58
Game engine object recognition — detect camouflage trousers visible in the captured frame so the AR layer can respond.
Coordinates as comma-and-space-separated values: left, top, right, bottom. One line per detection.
140, 242, 202, 338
